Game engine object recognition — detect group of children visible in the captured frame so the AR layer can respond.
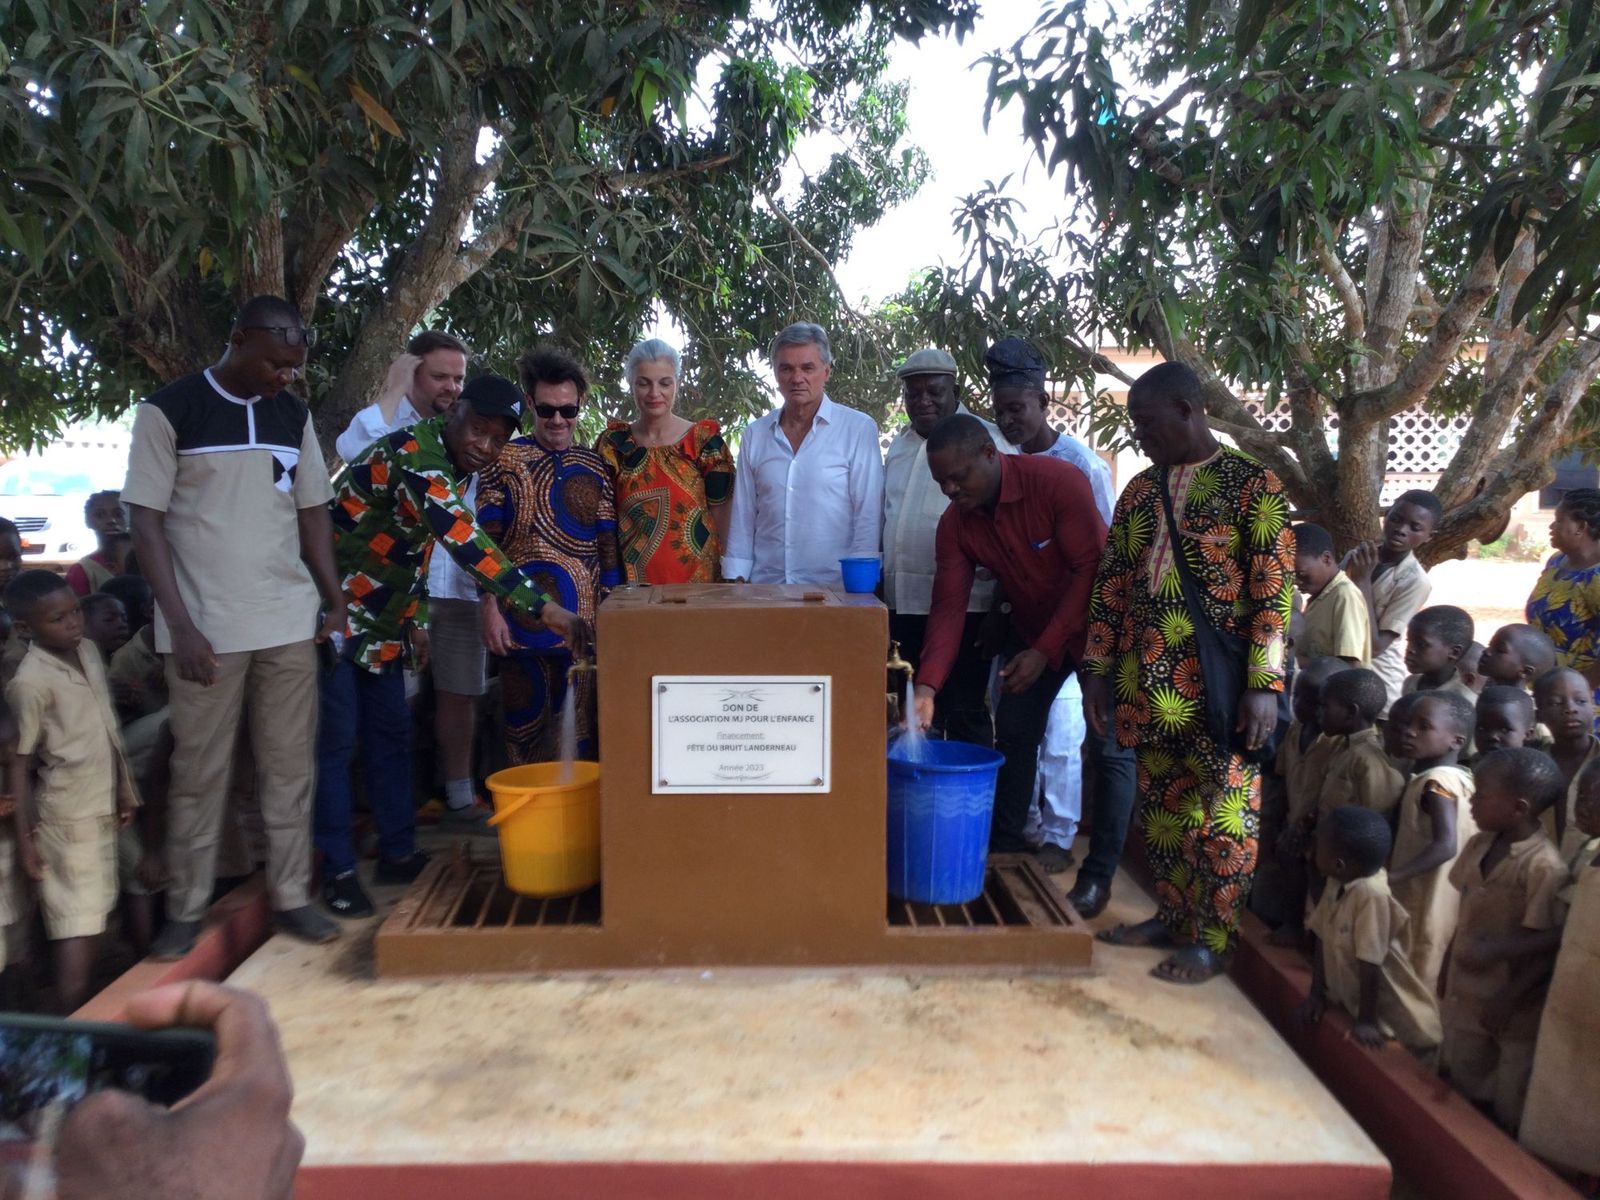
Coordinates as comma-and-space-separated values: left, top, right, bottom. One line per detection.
0, 494, 183, 1012
1272, 599, 1597, 1177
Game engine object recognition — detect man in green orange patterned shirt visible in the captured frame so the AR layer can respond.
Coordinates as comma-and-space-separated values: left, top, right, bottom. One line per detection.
315, 373, 581, 917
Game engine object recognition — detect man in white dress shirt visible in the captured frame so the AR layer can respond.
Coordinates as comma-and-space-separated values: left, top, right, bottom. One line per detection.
331, 330, 487, 830
333, 331, 469, 462
987, 338, 1133, 904
722, 323, 884, 585
882, 348, 1009, 747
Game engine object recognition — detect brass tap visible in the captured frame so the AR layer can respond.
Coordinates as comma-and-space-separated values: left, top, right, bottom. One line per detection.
567, 654, 596, 683
886, 640, 915, 727
886, 640, 914, 685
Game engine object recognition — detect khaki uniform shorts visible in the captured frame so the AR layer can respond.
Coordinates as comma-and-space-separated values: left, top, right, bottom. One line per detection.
38, 815, 117, 940
429, 598, 488, 697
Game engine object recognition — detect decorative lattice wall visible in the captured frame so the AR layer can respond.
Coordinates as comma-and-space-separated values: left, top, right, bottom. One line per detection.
875, 393, 1470, 504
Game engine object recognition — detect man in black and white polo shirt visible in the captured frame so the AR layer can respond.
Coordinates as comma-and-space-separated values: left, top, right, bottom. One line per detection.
125, 295, 348, 958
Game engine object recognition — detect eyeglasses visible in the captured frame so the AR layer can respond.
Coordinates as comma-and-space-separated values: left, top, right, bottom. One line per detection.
534, 403, 580, 420
242, 325, 318, 348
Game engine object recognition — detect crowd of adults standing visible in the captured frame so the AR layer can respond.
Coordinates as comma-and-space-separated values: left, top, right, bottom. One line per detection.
3, 291, 1301, 994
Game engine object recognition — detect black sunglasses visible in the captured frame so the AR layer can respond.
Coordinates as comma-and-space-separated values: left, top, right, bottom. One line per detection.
242, 324, 318, 348
534, 403, 580, 420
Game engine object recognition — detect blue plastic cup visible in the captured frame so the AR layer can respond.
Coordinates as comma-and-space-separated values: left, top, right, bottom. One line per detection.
839, 556, 881, 593
886, 739, 1005, 905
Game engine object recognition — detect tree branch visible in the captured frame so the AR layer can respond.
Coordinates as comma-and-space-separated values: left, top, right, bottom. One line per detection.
1351, 241, 1503, 423
1434, 322, 1565, 507
1144, 298, 1309, 492
605, 152, 737, 192
1426, 337, 1600, 563
288, 198, 369, 326
1313, 233, 1364, 342
239, 208, 285, 301
760, 184, 862, 323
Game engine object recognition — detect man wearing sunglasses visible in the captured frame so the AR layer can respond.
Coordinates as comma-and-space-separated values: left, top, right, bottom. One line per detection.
477, 349, 620, 766
123, 295, 348, 958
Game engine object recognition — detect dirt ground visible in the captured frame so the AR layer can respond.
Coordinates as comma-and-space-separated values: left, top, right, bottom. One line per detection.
1426, 557, 1544, 646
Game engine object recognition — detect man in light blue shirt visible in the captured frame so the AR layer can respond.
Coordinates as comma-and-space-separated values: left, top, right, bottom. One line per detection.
722, 323, 883, 585
988, 337, 1132, 917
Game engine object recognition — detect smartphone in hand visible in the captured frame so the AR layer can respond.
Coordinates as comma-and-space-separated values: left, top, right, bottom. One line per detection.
0, 1013, 215, 1148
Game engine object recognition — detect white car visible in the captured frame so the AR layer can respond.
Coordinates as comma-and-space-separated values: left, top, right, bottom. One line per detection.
0, 447, 131, 570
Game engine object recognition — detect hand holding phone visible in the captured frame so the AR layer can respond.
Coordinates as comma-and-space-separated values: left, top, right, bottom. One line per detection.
52, 982, 303, 1200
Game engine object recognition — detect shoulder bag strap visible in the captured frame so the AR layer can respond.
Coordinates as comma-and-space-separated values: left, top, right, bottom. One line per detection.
1155, 470, 1217, 637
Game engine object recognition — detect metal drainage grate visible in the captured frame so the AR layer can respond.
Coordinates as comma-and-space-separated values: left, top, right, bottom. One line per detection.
401, 855, 600, 931
887, 857, 1074, 930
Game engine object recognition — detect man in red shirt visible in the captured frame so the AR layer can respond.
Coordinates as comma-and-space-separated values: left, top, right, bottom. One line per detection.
912, 414, 1107, 852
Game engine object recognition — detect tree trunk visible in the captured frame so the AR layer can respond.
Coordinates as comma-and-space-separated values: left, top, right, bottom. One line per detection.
1327, 414, 1389, 554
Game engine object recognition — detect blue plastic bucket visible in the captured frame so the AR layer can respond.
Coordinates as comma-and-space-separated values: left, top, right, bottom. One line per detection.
887, 739, 1005, 904
839, 556, 881, 593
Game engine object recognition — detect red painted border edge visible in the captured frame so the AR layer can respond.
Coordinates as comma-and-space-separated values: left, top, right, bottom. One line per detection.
72, 875, 273, 1021
293, 1159, 1389, 1200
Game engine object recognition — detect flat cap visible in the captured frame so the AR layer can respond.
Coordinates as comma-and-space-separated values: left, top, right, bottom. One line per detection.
895, 347, 958, 379
984, 337, 1047, 390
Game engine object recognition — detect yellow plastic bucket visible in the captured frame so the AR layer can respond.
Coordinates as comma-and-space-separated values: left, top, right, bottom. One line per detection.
485, 762, 601, 897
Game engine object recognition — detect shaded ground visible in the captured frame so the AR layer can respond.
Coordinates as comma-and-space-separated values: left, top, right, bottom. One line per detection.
1427, 558, 1542, 646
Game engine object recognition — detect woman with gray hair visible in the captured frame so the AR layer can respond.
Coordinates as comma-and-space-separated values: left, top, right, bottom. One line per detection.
595, 338, 736, 583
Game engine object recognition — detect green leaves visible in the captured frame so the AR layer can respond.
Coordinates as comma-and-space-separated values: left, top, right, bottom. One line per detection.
0, 0, 975, 445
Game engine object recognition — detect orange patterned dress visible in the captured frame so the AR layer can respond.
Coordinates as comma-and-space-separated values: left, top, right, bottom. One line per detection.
595, 418, 735, 584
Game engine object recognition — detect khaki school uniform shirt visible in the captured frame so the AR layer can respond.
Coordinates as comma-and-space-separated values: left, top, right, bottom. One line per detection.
1297, 570, 1371, 664
121, 369, 334, 655
1308, 871, 1442, 1051
1444, 831, 1567, 1040
1276, 722, 1337, 825
107, 629, 167, 720
1390, 765, 1477, 992
5, 643, 130, 825
1368, 552, 1430, 714
1316, 727, 1405, 822
1519, 855, 1600, 1174
1542, 738, 1600, 863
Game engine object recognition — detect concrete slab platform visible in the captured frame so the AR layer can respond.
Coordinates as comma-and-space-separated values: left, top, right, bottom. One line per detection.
228, 868, 1388, 1197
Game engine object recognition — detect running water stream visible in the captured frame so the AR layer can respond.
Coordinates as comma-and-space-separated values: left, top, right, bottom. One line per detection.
557, 685, 578, 783
891, 678, 927, 762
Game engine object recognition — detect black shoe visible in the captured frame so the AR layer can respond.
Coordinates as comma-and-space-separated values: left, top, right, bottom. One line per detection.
1066, 875, 1111, 920
275, 905, 341, 944
374, 851, 432, 885
1035, 844, 1076, 874
149, 919, 202, 962
322, 870, 375, 918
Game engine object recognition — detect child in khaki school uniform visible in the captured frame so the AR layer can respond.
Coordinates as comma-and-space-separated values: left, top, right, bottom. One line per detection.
1387, 690, 1477, 994
1315, 668, 1406, 824
1296, 805, 1442, 1055
1401, 605, 1479, 757
3, 570, 138, 1013
1532, 666, 1600, 865
1290, 524, 1370, 667
1519, 761, 1600, 1177
1475, 685, 1537, 759
1479, 625, 1558, 752
1268, 657, 1344, 945
1341, 490, 1440, 717
1441, 747, 1569, 1132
